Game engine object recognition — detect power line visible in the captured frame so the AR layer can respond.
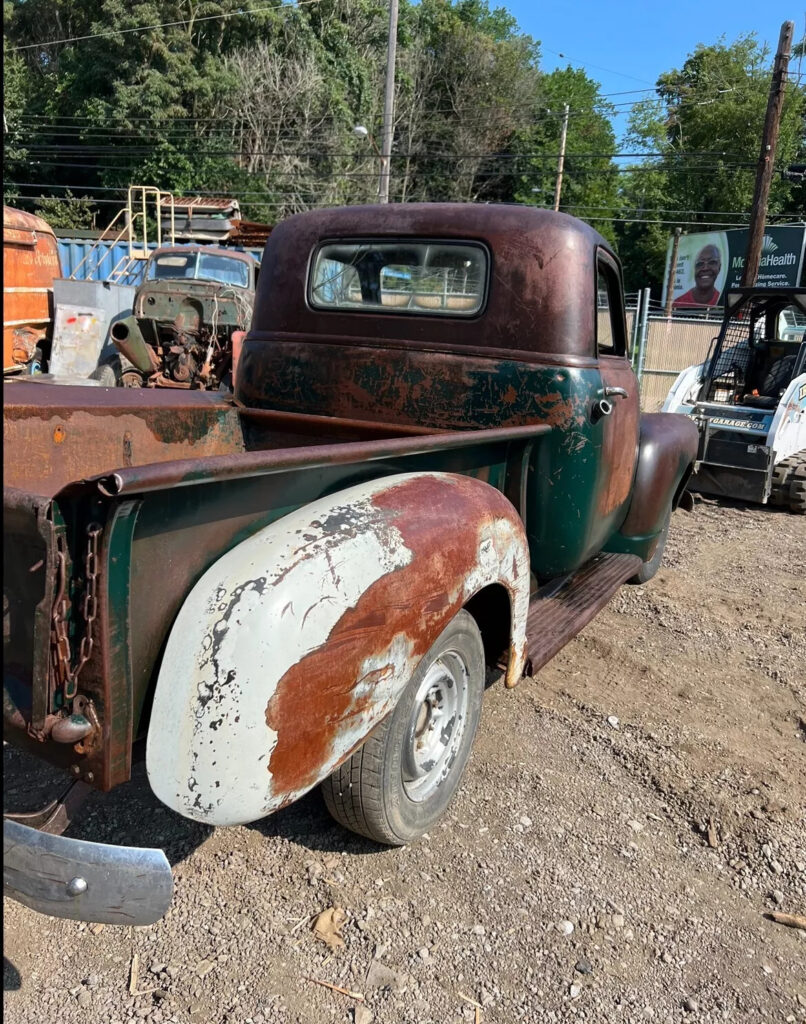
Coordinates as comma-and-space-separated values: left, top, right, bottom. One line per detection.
11, 191, 790, 228
14, 180, 800, 222
9, 0, 329, 52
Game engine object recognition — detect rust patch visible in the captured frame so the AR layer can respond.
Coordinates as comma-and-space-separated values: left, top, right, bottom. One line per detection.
52, 425, 65, 444
597, 358, 640, 516
264, 475, 521, 797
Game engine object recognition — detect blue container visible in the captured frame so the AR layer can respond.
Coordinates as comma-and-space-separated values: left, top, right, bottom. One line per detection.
57, 239, 261, 285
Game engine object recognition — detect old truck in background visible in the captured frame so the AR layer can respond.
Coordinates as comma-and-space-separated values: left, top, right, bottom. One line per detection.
3, 203, 697, 926
102, 244, 257, 389
3, 206, 62, 375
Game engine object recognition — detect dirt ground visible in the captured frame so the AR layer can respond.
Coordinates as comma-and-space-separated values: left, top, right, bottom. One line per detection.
4, 497, 806, 1024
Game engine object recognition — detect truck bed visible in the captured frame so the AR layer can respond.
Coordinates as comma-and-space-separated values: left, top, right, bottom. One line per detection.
3, 380, 439, 498
4, 378, 548, 791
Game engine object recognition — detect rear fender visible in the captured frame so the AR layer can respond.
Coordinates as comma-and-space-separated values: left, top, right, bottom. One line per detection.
146, 472, 529, 826
615, 412, 699, 546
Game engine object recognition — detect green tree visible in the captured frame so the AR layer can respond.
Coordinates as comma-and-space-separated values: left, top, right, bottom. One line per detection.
618, 35, 806, 292
34, 188, 96, 228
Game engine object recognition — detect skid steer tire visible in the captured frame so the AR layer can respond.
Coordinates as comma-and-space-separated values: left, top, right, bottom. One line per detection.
788, 460, 806, 514
770, 454, 806, 513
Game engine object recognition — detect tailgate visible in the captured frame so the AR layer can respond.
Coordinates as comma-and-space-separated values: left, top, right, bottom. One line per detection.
4, 487, 57, 740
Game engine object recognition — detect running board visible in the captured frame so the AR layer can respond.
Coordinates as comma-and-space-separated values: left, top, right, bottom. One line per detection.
525, 552, 642, 675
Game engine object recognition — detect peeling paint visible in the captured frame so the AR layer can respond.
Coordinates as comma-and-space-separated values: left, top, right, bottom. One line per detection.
146, 472, 529, 826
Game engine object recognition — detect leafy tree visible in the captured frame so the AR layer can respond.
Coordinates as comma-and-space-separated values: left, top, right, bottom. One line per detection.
618, 35, 806, 292
35, 188, 96, 228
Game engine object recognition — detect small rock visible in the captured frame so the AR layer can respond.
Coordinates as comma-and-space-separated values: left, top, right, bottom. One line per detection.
89, 923, 105, 936
612, 914, 625, 930
471, 924, 486, 936
607, 715, 620, 729
770, 860, 784, 875
85, 974, 102, 989
195, 959, 215, 978
575, 958, 593, 975
165, 967, 180, 979
354, 1007, 374, 1024
76, 990, 92, 1008
149, 963, 165, 976
772, 890, 785, 905
556, 920, 574, 937
569, 983, 582, 999
417, 947, 430, 961
683, 997, 699, 1013
627, 819, 645, 833
366, 960, 408, 992
519, 815, 533, 828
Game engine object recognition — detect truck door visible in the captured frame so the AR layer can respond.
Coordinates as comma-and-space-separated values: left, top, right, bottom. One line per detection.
595, 253, 640, 527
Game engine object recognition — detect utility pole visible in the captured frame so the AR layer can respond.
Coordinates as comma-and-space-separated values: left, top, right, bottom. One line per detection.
664, 227, 682, 317
553, 104, 570, 212
378, 0, 399, 204
741, 20, 794, 286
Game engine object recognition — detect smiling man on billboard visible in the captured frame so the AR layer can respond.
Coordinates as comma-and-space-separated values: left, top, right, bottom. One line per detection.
673, 243, 723, 308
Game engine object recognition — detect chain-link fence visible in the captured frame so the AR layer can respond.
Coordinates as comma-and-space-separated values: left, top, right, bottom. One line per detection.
627, 291, 722, 411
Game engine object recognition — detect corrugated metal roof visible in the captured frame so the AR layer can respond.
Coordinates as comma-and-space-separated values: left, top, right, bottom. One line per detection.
159, 196, 240, 213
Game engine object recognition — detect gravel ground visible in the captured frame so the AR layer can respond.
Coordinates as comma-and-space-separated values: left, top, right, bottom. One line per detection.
4, 497, 806, 1024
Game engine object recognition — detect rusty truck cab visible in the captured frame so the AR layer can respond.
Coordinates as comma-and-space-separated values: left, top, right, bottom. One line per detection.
238, 203, 642, 576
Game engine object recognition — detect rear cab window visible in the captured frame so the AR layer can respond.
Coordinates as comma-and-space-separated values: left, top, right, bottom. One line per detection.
596, 255, 627, 357
309, 240, 488, 316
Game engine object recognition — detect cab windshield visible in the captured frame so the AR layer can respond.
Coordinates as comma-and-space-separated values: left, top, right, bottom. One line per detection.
147, 252, 250, 289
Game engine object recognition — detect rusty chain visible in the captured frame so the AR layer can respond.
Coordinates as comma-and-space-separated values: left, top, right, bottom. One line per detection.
50, 523, 102, 703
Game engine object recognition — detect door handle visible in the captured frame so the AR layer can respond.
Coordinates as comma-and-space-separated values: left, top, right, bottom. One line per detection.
603, 386, 629, 400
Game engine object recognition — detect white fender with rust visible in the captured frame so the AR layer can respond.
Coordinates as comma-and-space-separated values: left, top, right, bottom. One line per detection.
146, 472, 530, 826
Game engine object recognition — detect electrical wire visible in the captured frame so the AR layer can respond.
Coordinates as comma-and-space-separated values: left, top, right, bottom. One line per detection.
8, 0, 330, 52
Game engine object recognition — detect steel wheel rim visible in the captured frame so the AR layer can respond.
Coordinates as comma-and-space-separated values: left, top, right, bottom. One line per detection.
402, 649, 470, 802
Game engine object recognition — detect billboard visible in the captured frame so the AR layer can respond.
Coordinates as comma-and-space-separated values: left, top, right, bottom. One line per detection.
662, 226, 806, 309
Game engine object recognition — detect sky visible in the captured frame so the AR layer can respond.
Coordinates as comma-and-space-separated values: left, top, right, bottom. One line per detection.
501, 1, 805, 144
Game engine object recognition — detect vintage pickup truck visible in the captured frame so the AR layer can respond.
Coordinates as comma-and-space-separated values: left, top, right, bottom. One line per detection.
3, 203, 698, 926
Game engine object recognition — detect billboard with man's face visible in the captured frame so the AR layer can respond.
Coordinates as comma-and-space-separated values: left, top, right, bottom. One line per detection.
662, 226, 806, 309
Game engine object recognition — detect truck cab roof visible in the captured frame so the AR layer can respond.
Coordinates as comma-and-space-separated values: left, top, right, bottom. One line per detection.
250, 204, 618, 361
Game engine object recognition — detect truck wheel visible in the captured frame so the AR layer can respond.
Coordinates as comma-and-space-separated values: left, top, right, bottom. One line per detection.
628, 508, 670, 585
321, 610, 485, 846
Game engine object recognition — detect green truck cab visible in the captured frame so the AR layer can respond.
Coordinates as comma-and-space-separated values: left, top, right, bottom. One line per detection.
3, 204, 698, 925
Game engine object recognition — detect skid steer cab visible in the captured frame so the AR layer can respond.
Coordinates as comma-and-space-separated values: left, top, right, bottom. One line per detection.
663, 287, 806, 513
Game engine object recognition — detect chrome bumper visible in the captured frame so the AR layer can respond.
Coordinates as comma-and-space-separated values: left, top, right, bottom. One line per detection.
3, 819, 173, 925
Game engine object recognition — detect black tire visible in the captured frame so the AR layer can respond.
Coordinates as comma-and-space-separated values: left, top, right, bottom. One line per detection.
628, 508, 671, 585
769, 458, 795, 506
89, 362, 119, 386
321, 609, 485, 845
770, 454, 806, 513
788, 459, 806, 514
